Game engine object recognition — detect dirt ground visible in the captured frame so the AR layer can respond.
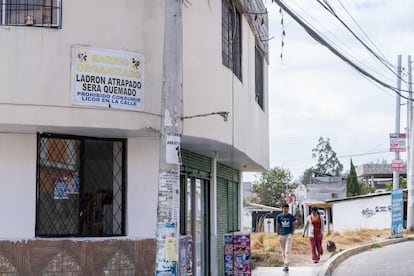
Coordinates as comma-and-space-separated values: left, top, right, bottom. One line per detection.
251, 229, 401, 268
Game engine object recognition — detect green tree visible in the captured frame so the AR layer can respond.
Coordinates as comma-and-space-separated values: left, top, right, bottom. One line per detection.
301, 167, 315, 184
251, 167, 292, 207
346, 159, 360, 196
385, 176, 407, 191
312, 137, 343, 176
360, 184, 375, 194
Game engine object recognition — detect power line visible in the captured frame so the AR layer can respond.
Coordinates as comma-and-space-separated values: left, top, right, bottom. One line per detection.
335, 0, 393, 68
272, 0, 412, 99
284, 0, 399, 90
274, 150, 389, 163
338, 150, 389, 158
316, 0, 404, 82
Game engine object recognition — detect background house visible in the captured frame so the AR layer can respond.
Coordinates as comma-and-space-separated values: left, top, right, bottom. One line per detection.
297, 176, 346, 227
328, 191, 407, 233
242, 202, 281, 232
356, 163, 407, 191
305, 176, 347, 201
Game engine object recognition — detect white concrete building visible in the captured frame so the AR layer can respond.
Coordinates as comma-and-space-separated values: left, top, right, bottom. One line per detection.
242, 202, 281, 232
356, 163, 406, 190
305, 176, 346, 201
330, 193, 392, 233
0, 0, 269, 275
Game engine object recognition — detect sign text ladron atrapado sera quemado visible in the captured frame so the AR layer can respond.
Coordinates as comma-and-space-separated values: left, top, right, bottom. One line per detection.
72, 46, 144, 111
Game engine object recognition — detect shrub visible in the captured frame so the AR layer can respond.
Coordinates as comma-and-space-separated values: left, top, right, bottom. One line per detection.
371, 243, 382, 249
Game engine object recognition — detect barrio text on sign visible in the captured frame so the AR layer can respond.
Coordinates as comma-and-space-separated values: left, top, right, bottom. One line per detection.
71, 46, 144, 111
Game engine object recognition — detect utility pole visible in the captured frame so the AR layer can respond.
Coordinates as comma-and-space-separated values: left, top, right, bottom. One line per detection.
155, 1, 182, 275
393, 55, 402, 190
407, 55, 414, 231
407, 55, 412, 193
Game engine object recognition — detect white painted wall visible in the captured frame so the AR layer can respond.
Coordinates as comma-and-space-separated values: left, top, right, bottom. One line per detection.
0, 133, 161, 240
332, 194, 391, 233
127, 137, 159, 239
0, 0, 166, 240
0, 134, 37, 238
0, 0, 268, 167
0, 0, 164, 136
241, 210, 253, 232
182, 1, 269, 170
0, 1, 269, 247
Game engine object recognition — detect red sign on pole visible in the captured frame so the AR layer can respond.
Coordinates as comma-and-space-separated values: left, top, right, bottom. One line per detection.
392, 159, 404, 171
390, 133, 406, 152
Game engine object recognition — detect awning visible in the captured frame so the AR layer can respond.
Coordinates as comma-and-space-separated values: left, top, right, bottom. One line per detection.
301, 201, 332, 208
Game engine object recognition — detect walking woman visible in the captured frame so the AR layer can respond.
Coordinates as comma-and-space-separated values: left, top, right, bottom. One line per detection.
302, 206, 324, 263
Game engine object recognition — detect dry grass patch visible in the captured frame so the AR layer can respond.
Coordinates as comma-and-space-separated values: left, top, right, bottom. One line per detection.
251, 228, 393, 267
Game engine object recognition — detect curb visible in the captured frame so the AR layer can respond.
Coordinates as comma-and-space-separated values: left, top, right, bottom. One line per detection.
317, 236, 410, 276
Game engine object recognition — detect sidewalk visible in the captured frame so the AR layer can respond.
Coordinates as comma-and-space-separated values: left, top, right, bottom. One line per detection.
252, 244, 330, 276
253, 266, 321, 276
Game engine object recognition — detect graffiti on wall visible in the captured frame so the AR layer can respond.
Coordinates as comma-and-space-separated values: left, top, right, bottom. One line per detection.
361, 205, 391, 218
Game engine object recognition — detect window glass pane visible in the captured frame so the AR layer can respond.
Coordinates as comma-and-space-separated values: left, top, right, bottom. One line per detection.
2, 0, 61, 26
255, 47, 264, 109
186, 178, 192, 234
195, 179, 201, 275
37, 137, 81, 236
181, 177, 210, 276
36, 134, 125, 237
232, 8, 242, 80
222, 0, 242, 80
82, 140, 123, 235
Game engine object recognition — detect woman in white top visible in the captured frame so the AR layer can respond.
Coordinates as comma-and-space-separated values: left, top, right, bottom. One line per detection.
302, 206, 324, 263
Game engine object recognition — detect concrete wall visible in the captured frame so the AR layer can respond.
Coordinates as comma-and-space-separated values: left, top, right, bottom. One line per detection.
332, 194, 391, 233
0, 133, 160, 240
0, 0, 269, 173
182, 0, 269, 170
0, 1, 269, 274
0, 0, 163, 136
0, 133, 37, 238
126, 137, 159, 239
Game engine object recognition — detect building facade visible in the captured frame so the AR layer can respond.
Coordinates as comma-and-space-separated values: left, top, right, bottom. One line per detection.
0, 0, 269, 275
328, 192, 394, 233
304, 176, 346, 201
356, 163, 407, 191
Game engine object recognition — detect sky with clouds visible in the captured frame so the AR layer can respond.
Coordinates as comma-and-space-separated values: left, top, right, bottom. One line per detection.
246, 0, 414, 182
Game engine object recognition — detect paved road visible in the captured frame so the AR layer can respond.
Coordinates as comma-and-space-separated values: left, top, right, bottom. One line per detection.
333, 240, 414, 276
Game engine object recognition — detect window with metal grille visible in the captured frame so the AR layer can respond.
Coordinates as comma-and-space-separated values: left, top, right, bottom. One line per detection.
36, 133, 126, 237
0, 0, 61, 27
255, 46, 264, 109
222, 0, 242, 81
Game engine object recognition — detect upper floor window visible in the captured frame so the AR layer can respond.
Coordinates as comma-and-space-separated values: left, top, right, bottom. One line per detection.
255, 46, 264, 109
222, 0, 242, 81
0, 0, 61, 27
36, 133, 126, 237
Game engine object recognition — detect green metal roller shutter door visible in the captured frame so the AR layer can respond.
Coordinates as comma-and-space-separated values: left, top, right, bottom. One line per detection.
216, 163, 239, 276
180, 150, 240, 275
180, 149, 211, 178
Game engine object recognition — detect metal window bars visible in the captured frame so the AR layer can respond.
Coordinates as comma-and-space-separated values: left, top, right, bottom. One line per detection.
36, 134, 126, 237
0, 0, 61, 27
